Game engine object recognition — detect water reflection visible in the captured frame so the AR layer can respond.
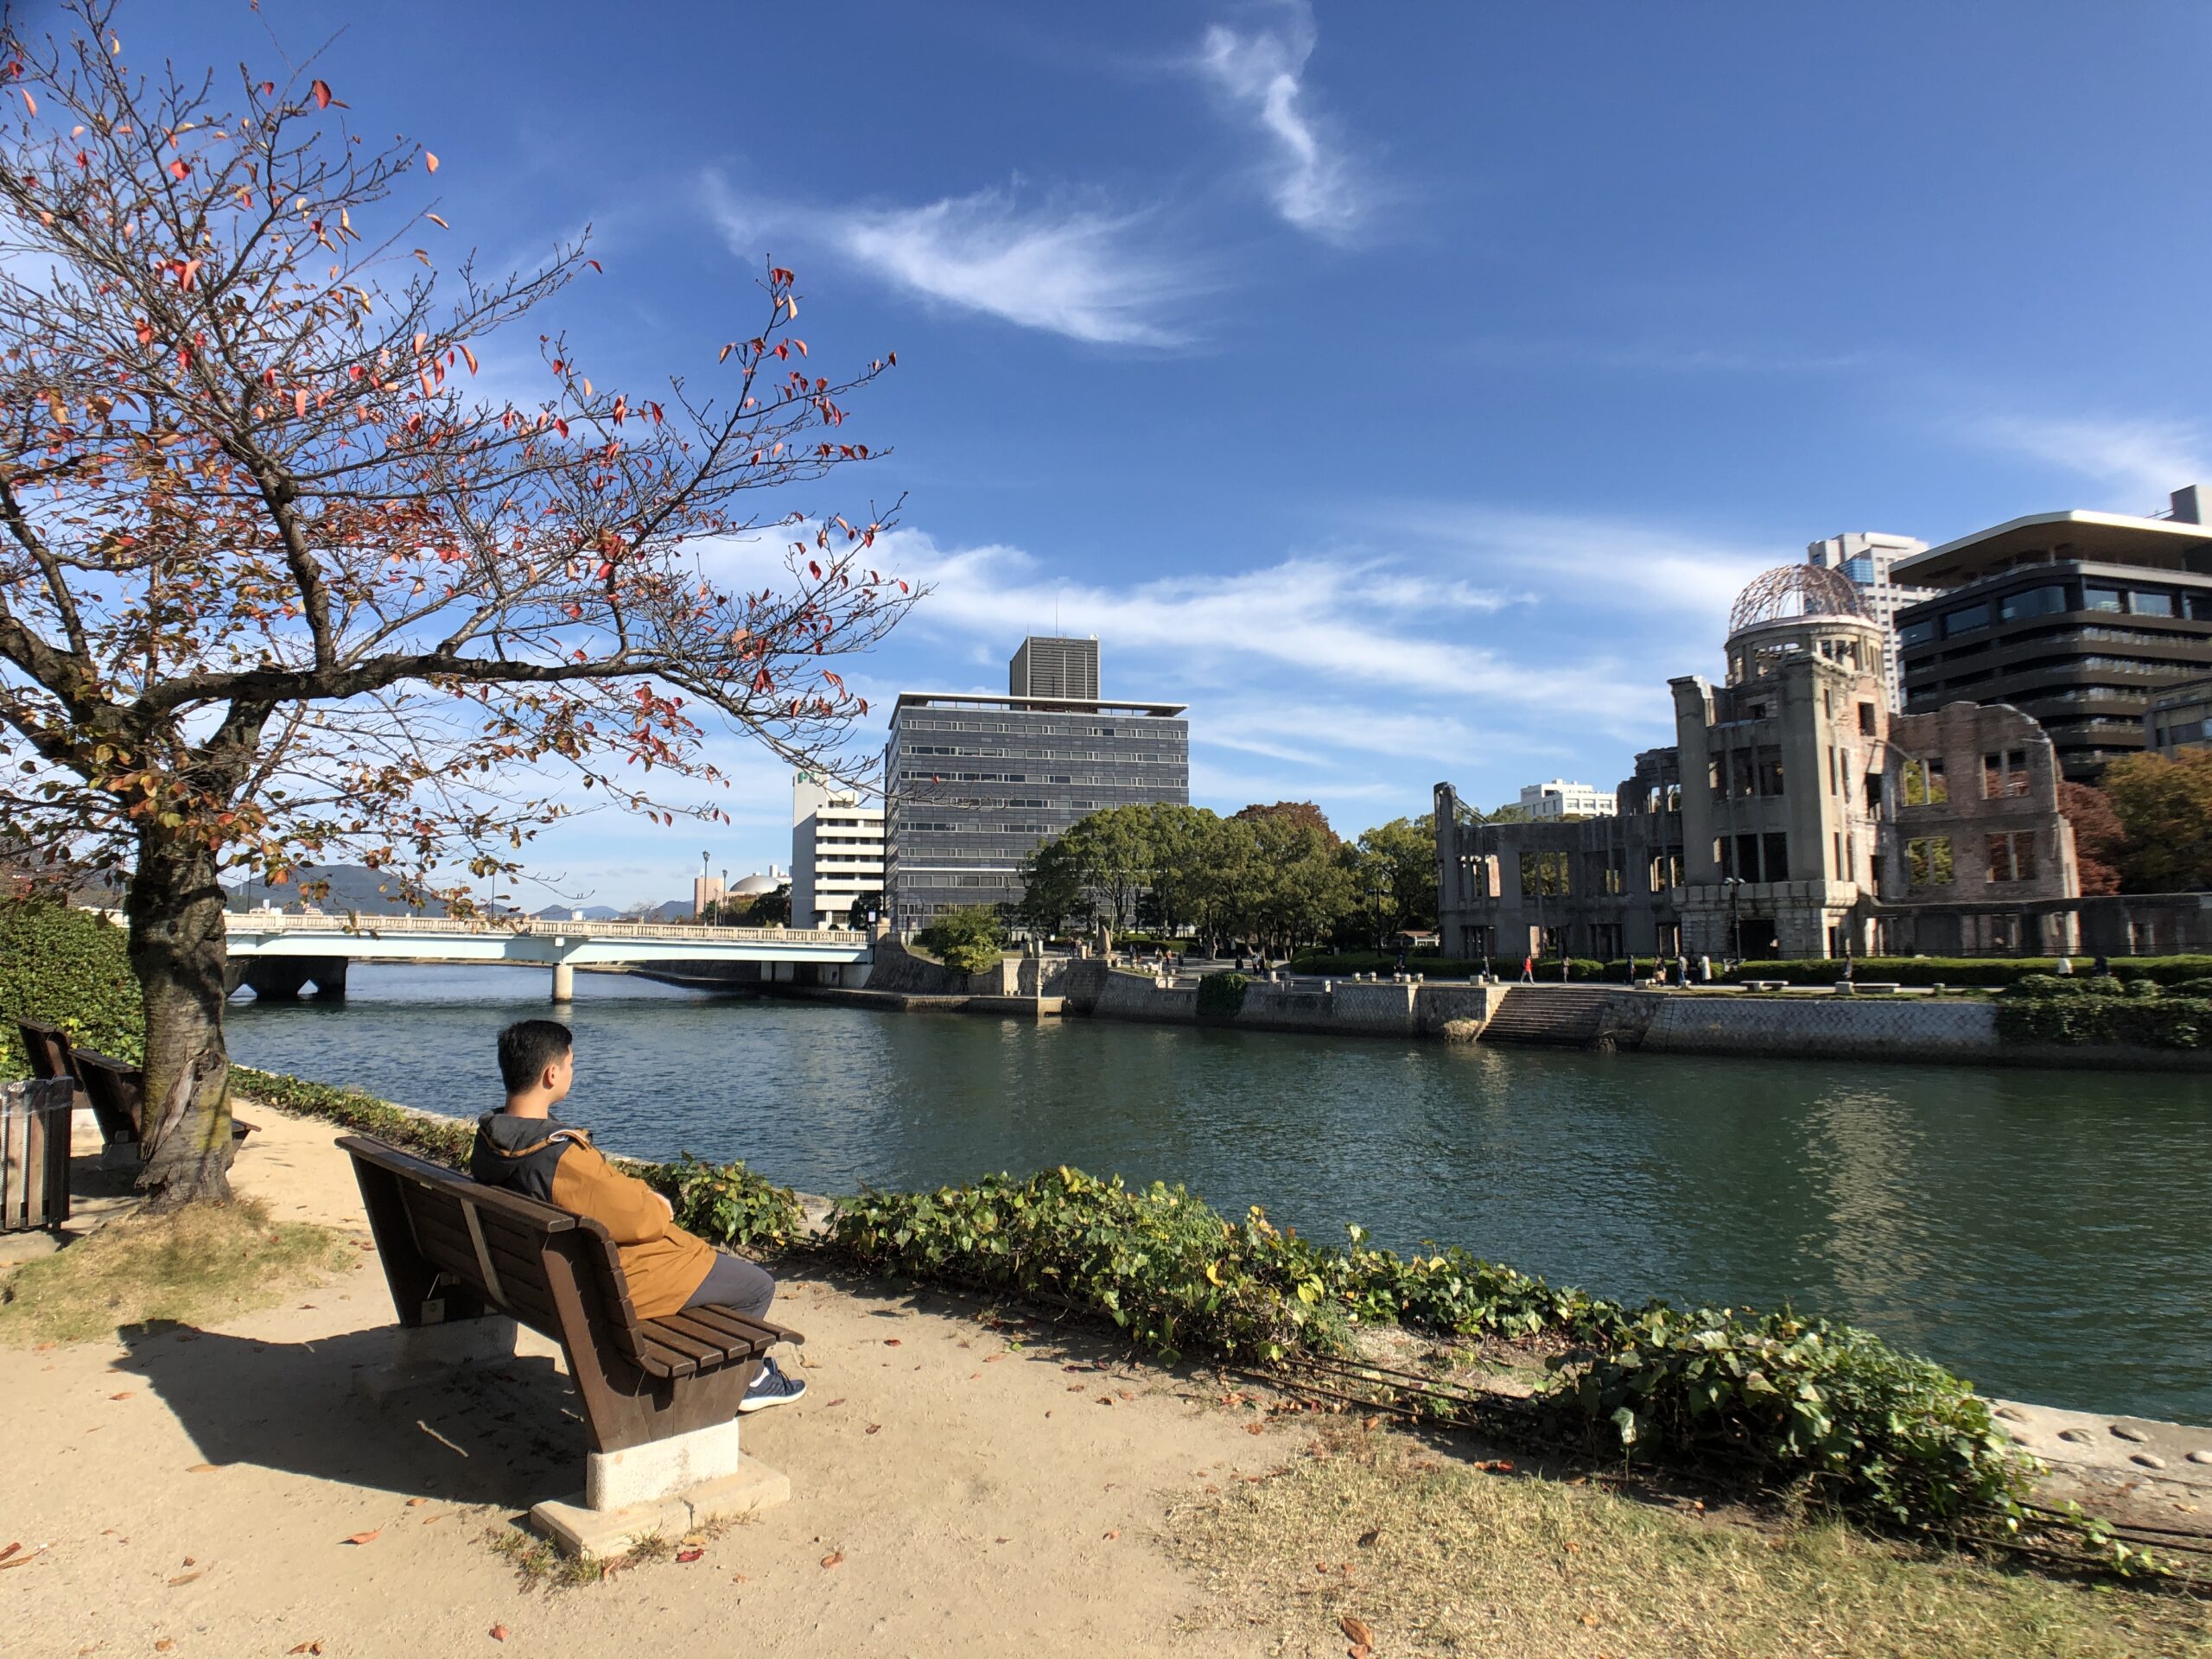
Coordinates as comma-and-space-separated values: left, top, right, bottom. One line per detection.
226, 964, 2212, 1422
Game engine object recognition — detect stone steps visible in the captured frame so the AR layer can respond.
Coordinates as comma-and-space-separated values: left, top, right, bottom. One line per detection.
1478, 986, 1616, 1047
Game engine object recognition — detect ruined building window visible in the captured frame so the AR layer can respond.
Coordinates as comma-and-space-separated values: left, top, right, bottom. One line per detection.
1729, 751, 1754, 798
1986, 831, 2038, 883
1707, 760, 1723, 802
1763, 831, 1789, 880
1982, 749, 2030, 798
1757, 749, 1785, 796
1858, 702, 1878, 736
1603, 861, 1624, 895
1666, 782, 1681, 813
1907, 836, 1955, 887
1649, 851, 1683, 892
1903, 757, 1948, 806
1519, 852, 1571, 897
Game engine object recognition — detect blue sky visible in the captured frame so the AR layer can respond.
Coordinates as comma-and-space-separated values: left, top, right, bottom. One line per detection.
137, 1, 2212, 907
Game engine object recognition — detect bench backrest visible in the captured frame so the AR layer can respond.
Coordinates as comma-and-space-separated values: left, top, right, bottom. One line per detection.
337, 1134, 658, 1368
16, 1020, 73, 1084
71, 1050, 143, 1148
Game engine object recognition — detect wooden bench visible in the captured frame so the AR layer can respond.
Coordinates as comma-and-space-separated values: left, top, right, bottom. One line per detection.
16, 1020, 254, 1161
339, 1134, 802, 1542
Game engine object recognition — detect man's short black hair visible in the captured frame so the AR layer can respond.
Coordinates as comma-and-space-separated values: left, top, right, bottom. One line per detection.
498, 1019, 573, 1094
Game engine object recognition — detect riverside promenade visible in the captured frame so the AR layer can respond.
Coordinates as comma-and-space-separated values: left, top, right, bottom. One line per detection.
1, 1107, 1281, 1656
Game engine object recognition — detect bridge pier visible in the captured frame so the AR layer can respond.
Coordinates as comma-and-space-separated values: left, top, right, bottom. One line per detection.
551, 962, 575, 1002
228, 957, 349, 1001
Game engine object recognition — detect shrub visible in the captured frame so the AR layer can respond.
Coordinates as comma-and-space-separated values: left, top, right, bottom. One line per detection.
639, 1151, 806, 1252
0, 900, 142, 1075
915, 906, 1006, 975
1994, 978, 2211, 1048
1196, 971, 1249, 1020
826, 1166, 2031, 1529
1732, 955, 2212, 988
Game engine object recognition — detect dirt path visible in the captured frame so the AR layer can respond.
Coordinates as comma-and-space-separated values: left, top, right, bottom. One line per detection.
3, 1107, 1287, 1658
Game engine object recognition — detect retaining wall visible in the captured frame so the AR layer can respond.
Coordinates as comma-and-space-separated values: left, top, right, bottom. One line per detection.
1637, 995, 1999, 1059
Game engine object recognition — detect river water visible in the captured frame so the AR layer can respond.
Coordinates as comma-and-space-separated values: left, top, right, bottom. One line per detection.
225, 963, 2212, 1424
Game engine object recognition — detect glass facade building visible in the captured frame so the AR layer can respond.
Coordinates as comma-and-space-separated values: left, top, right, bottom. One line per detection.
882, 678, 1188, 929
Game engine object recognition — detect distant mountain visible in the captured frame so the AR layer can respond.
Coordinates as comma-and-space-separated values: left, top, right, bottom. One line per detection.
226, 864, 451, 916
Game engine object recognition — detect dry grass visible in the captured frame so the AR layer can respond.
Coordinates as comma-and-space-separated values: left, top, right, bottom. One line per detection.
1168, 1425, 2212, 1659
0, 1199, 353, 1345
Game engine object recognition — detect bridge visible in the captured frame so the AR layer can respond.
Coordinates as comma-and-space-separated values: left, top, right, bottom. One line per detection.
220, 912, 873, 1001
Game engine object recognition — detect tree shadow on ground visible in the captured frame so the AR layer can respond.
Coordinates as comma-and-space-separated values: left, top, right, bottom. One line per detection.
109, 1319, 581, 1509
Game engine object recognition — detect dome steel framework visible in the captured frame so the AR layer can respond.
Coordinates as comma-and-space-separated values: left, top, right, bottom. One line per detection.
1726, 564, 1870, 637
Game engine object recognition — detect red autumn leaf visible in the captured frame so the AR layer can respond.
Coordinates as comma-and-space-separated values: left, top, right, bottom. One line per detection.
311, 79, 334, 109
168, 158, 188, 181
488, 1625, 509, 1642
344, 1529, 380, 1545
820, 1551, 843, 1568
676, 1547, 703, 1563
808, 562, 821, 579
586, 259, 602, 273
864, 1423, 882, 1435
883, 1338, 901, 1346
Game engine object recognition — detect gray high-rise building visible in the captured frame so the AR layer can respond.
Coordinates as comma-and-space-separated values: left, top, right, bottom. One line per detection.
1007, 635, 1099, 701
883, 639, 1187, 930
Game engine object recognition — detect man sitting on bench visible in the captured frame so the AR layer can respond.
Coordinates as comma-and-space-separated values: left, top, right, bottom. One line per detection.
472, 1018, 805, 1413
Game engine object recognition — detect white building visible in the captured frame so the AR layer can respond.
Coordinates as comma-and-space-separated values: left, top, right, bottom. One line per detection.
1806, 531, 1933, 710
791, 773, 884, 930
1516, 779, 1617, 819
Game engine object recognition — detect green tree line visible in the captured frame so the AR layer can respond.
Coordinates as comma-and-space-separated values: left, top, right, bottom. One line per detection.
1013, 802, 1436, 957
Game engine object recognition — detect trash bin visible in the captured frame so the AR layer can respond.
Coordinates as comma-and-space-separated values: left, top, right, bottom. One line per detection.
1, 1077, 74, 1231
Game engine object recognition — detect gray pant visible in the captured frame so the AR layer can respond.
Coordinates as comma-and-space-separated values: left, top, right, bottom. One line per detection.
682, 1250, 776, 1321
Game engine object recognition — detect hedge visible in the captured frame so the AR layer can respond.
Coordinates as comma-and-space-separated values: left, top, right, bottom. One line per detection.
0, 901, 143, 1076
1291, 951, 1618, 981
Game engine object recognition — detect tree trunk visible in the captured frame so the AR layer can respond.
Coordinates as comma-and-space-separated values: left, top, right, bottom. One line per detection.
126, 824, 236, 1208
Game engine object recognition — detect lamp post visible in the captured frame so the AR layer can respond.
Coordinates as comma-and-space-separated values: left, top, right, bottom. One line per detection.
1726, 875, 1745, 966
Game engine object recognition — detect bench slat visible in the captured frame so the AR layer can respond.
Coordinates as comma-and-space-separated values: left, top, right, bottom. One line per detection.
680, 1302, 808, 1350
396, 1205, 563, 1327
635, 1318, 722, 1368
632, 1332, 700, 1380
336, 1135, 581, 1234
651, 1311, 759, 1364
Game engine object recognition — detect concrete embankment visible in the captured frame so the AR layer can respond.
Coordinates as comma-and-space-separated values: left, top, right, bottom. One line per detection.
1069, 969, 2212, 1070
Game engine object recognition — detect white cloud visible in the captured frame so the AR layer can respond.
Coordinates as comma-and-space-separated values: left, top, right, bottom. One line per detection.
1959, 412, 2208, 507
710, 178, 1202, 347
1193, 2, 1363, 243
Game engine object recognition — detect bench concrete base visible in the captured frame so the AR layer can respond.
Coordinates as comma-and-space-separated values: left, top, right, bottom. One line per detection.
531, 1454, 791, 1558
585, 1414, 745, 1510
354, 1314, 563, 1402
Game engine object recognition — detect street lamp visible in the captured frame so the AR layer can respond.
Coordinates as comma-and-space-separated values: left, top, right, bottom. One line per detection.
1725, 875, 1745, 966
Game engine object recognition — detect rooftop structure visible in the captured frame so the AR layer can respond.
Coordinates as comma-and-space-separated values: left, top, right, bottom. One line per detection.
1892, 487, 2212, 779
1008, 635, 1100, 702
1516, 779, 1618, 820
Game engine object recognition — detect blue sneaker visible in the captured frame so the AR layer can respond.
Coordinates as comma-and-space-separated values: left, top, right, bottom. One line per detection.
739, 1353, 807, 1414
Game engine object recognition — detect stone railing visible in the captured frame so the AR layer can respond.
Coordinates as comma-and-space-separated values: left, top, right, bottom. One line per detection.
225, 912, 866, 947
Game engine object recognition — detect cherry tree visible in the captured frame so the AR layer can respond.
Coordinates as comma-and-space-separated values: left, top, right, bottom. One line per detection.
0, 3, 918, 1204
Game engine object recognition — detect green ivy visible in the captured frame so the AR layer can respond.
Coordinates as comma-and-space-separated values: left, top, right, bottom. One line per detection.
1993, 976, 2211, 1048
0, 900, 143, 1075
826, 1166, 2032, 1529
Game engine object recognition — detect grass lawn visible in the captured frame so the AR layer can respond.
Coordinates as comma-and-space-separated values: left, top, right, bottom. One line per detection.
1170, 1425, 2210, 1658
0, 1199, 353, 1345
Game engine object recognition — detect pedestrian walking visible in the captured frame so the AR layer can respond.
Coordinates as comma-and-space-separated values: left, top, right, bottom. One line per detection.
1520, 954, 1535, 984
1675, 952, 1689, 986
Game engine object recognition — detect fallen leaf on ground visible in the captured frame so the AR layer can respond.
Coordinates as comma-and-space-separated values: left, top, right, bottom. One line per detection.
0, 1543, 16, 1563
1357, 1529, 1380, 1548
166, 1571, 201, 1586
287, 1643, 325, 1655
1341, 1613, 1375, 1646
488, 1624, 509, 1642
983, 1354, 1003, 1363
1103, 1529, 1119, 1541
864, 1423, 881, 1435
405, 1497, 424, 1507
109, 1391, 134, 1401
1246, 1424, 1263, 1435
820, 1551, 843, 1568
995, 1536, 1010, 1543
186, 1464, 219, 1473
883, 1338, 901, 1346
676, 1548, 703, 1563
343, 1529, 380, 1546
1067, 1383, 1085, 1392
1582, 1612, 1602, 1627
824, 1397, 847, 1408
155, 1643, 174, 1653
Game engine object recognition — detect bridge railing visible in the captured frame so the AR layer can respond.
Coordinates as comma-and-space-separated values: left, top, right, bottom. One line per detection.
224, 912, 868, 946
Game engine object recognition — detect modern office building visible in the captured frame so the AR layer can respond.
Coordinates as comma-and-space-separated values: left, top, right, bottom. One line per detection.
1437, 564, 2081, 961
1891, 487, 2212, 780
2145, 673, 2212, 759
1806, 531, 1934, 709
1008, 635, 1100, 701
883, 639, 1188, 930
790, 773, 884, 929
1516, 779, 1618, 820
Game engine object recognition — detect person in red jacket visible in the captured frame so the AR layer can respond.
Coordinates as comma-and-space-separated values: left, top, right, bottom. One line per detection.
472, 1020, 804, 1413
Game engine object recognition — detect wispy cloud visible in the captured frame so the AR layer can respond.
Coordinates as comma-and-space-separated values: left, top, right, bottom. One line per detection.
709, 176, 1203, 347
1193, 2, 1364, 243
1957, 411, 2208, 506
